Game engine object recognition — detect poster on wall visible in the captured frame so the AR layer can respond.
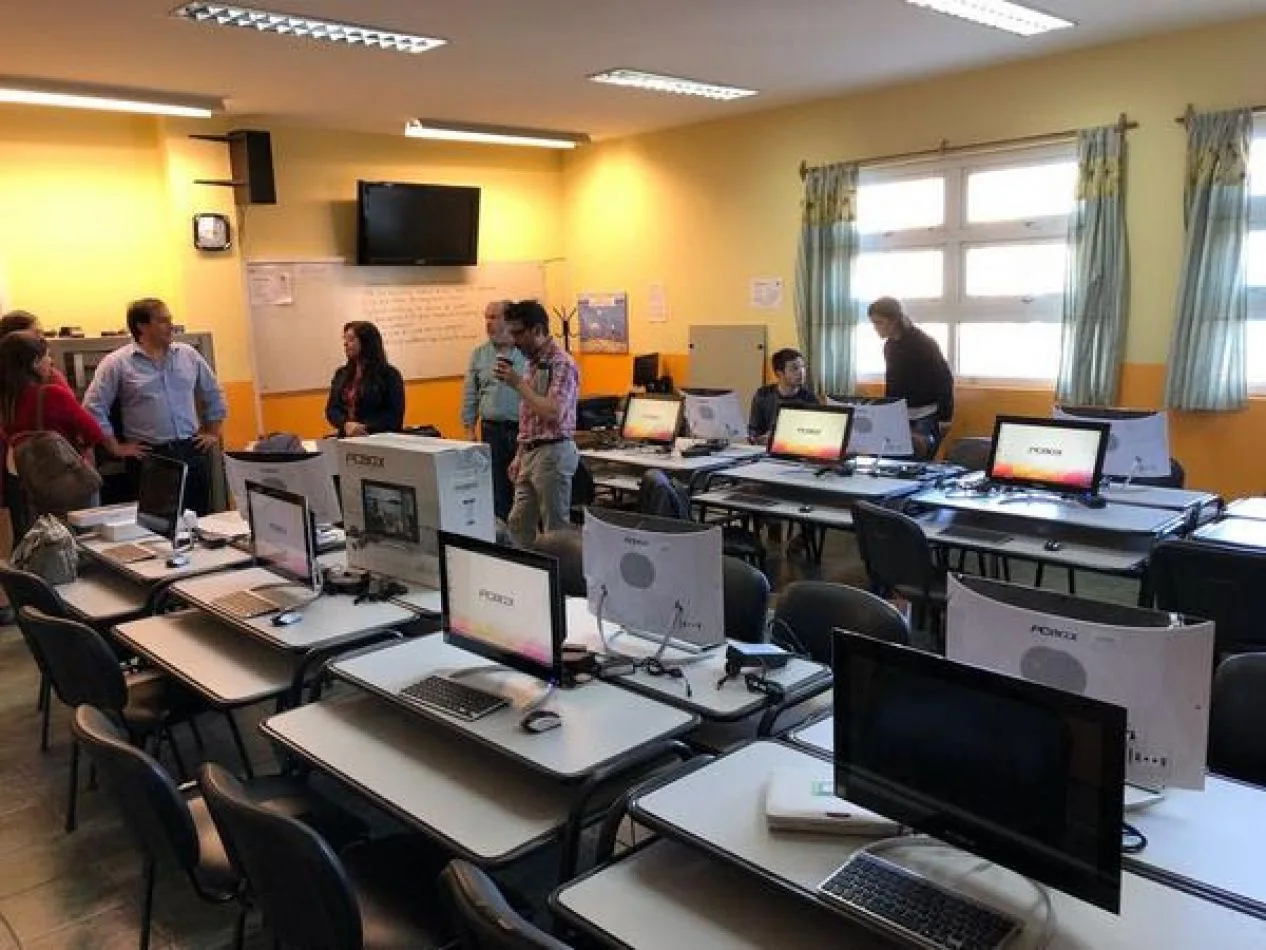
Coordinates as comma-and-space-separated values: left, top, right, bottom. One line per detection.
577, 292, 629, 354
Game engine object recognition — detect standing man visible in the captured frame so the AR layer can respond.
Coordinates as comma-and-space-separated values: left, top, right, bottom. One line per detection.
461, 300, 527, 523
493, 300, 579, 548
748, 348, 819, 442
84, 298, 227, 515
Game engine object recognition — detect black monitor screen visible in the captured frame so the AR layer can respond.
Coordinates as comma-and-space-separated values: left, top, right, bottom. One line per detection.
136, 455, 187, 540
361, 479, 420, 543
632, 353, 660, 387
356, 181, 480, 266
833, 631, 1124, 913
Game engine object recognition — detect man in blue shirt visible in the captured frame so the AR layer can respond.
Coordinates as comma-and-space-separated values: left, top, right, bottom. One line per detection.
84, 298, 227, 515
461, 300, 527, 522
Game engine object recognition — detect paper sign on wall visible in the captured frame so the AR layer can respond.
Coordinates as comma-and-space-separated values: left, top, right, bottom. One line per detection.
750, 277, 783, 309
648, 282, 669, 324
248, 266, 295, 307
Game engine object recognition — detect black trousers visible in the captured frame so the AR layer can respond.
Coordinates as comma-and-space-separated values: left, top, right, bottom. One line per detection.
4, 470, 32, 545
125, 439, 213, 516
480, 419, 519, 522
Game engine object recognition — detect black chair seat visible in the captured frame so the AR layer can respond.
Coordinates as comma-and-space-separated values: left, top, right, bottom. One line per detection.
892, 574, 948, 606
344, 837, 454, 950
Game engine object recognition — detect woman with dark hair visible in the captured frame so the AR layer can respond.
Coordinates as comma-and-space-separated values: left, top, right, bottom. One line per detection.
0, 309, 71, 390
0, 331, 142, 536
324, 321, 405, 436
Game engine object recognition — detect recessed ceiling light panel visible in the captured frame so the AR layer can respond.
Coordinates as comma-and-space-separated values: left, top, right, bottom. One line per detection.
405, 120, 588, 150
171, 2, 447, 53
588, 69, 757, 101
905, 0, 1074, 37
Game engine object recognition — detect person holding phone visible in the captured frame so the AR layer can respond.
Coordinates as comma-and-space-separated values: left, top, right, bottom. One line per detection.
325, 320, 406, 437
461, 300, 528, 522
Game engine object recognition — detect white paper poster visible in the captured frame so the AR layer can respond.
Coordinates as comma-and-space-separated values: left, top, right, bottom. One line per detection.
648, 282, 669, 323
750, 277, 784, 309
248, 266, 295, 307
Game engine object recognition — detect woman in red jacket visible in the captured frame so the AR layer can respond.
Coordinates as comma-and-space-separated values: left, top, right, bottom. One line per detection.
0, 331, 143, 538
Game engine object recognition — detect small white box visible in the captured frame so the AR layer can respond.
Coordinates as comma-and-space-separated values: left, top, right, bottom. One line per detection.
337, 434, 494, 588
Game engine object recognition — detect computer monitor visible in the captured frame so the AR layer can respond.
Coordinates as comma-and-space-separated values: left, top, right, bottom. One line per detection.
361, 479, 420, 544
582, 507, 724, 652
833, 629, 1125, 913
828, 395, 914, 457
224, 451, 342, 526
437, 531, 564, 683
767, 405, 854, 465
946, 574, 1214, 791
632, 352, 660, 388
136, 455, 188, 541
682, 390, 747, 442
1053, 407, 1170, 480
245, 481, 321, 592
621, 393, 683, 446
987, 415, 1110, 494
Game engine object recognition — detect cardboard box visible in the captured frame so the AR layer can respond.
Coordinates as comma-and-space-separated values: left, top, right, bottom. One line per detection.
337, 434, 494, 588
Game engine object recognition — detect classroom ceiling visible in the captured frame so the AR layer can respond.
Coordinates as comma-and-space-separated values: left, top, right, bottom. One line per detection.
3, 0, 1266, 140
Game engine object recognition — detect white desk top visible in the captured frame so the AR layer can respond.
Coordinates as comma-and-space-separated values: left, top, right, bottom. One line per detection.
693, 488, 856, 529
262, 692, 580, 865
197, 510, 251, 539
1192, 518, 1266, 550
331, 635, 698, 781
56, 565, 147, 624
1099, 483, 1220, 514
913, 489, 1184, 535
717, 460, 922, 501
563, 598, 830, 721
787, 714, 834, 757
1226, 497, 1266, 522
171, 567, 415, 652
112, 610, 299, 707
581, 445, 756, 474
79, 534, 254, 585
630, 741, 1266, 949
391, 587, 442, 614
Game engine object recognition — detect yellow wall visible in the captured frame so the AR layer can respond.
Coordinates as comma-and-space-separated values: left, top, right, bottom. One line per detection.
561, 15, 1266, 495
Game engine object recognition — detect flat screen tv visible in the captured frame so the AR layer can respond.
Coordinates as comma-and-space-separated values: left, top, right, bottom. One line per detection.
356, 180, 480, 266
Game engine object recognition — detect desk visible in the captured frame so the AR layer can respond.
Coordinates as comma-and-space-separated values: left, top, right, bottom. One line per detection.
627, 741, 1266, 949
170, 567, 415, 653
1192, 517, 1266, 550
582, 444, 762, 495
692, 487, 855, 531
912, 489, 1185, 536
55, 563, 147, 625
1225, 497, 1266, 521
1100, 484, 1222, 526
713, 460, 923, 503
786, 712, 833, 757
330, 635, 698, 781
78, 534, 254, 586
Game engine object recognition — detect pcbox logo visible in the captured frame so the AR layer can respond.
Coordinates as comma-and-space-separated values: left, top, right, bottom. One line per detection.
345, 453, 386, 468
478, 589, 514, 607
1031, 623, 1077, 642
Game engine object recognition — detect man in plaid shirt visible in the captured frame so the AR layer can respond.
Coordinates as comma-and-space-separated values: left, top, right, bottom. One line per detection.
493, 299, 580, 547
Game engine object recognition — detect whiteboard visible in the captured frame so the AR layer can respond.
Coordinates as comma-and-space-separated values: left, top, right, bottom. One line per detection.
245, 259, 545, 393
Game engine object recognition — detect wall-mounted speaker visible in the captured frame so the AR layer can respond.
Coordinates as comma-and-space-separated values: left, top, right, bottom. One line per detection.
227, 130, 276, 205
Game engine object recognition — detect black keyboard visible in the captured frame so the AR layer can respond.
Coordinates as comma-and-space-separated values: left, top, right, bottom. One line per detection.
938, 525, 1013, 545
819, 852, 1021, 950
398, 675, 508, 721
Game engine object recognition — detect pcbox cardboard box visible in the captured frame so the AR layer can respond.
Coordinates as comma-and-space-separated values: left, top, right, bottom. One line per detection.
337, 434, 494, 588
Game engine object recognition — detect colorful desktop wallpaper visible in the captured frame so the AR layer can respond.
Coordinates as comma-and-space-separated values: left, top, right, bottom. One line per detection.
770, 410, 850, 461
622, 399, 679, 441
991, 424, 1102, 489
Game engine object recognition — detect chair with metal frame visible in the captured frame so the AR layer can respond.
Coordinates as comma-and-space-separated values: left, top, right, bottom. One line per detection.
1208, 653, 1266, 787
531, 530, 586, 598
852, 501, 947, 651
722, 556, 770, 643
770, 581, 910, 664
439, 860, 572, 950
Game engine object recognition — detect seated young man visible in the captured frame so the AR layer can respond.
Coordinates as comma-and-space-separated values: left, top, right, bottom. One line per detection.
748, 348, 819, 556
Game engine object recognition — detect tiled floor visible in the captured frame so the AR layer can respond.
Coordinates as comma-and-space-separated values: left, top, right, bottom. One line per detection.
0, 532, 1138, 949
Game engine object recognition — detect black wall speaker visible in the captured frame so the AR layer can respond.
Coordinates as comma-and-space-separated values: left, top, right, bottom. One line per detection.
227, 130, 276, 205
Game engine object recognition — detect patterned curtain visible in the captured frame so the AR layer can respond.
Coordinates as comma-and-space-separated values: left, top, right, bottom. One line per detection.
1056, 125, 1130, 406
1164, 109, 1253, 411
794, 163, 859, 394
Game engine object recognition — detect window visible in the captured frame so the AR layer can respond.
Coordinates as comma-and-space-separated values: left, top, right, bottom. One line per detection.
1247, 120, 1266, 387
852, 146, 1076, 383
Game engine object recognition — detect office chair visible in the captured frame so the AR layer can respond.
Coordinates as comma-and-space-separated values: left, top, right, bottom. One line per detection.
1208, 654, 1266, 787
852, 501, 947, 651
569, 460, 596, 525
0, 565, 67, 752
722, 556, 770, 643
771, 581, 910, 663
199, 763, 453, 950
639, 469, 766, 570
439, 860, 572, 950
1131, 457, 1186, 489
943, 437, 991, 473
532, 530, 586, 598
20, 607, 196, 832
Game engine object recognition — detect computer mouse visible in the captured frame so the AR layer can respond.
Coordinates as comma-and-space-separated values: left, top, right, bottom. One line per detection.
272, 610, 303, 627
519, 710, 562, 734
165, 553, 190, 568
1043, 539, 1063, 552
798, 504, 814, 513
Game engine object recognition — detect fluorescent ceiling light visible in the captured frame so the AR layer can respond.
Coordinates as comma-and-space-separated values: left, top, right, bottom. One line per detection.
171, 2, 447, 54
405, 120, 588, 150
0, 77, 220, 117
905, 0, 1073, 36
588, 69, 757, 101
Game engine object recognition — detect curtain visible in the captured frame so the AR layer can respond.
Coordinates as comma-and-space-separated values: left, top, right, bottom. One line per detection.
1056, 125, 1129, 406
1164, 109, 1253, 411
794, 163, 859, 394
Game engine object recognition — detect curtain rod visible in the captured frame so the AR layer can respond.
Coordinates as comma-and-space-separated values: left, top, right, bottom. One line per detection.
799, 114, 1137, 179
1174, 103, 1266, 124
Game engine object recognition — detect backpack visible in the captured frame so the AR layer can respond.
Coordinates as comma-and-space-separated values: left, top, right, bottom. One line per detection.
11, 386, 103, 516
11, 514, 78, 585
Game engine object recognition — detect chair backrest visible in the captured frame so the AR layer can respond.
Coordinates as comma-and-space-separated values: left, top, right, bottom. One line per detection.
772, 581, 909, 663
722, 556, 770, 643
71, 704, 202, 874
944, 437, 991, 472
531, 530, 586, 598
199, 762, 362, 950
852, 501, 938, 596
1209, 654, 1266, 787
1131, 457, 1186, 489
439, 860, 572, 950
638, 469, 690, 521
570, 460, 596, 510
18, 607, 127, 712
0, 565, 67, 674
1149, 539, 1266, 656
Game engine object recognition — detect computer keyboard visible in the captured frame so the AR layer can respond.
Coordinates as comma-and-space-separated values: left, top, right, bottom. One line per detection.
100, 541, 163, 563
937, 525, 1013, 545
819, 851, 1021, 950
398, 675, 508, 721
